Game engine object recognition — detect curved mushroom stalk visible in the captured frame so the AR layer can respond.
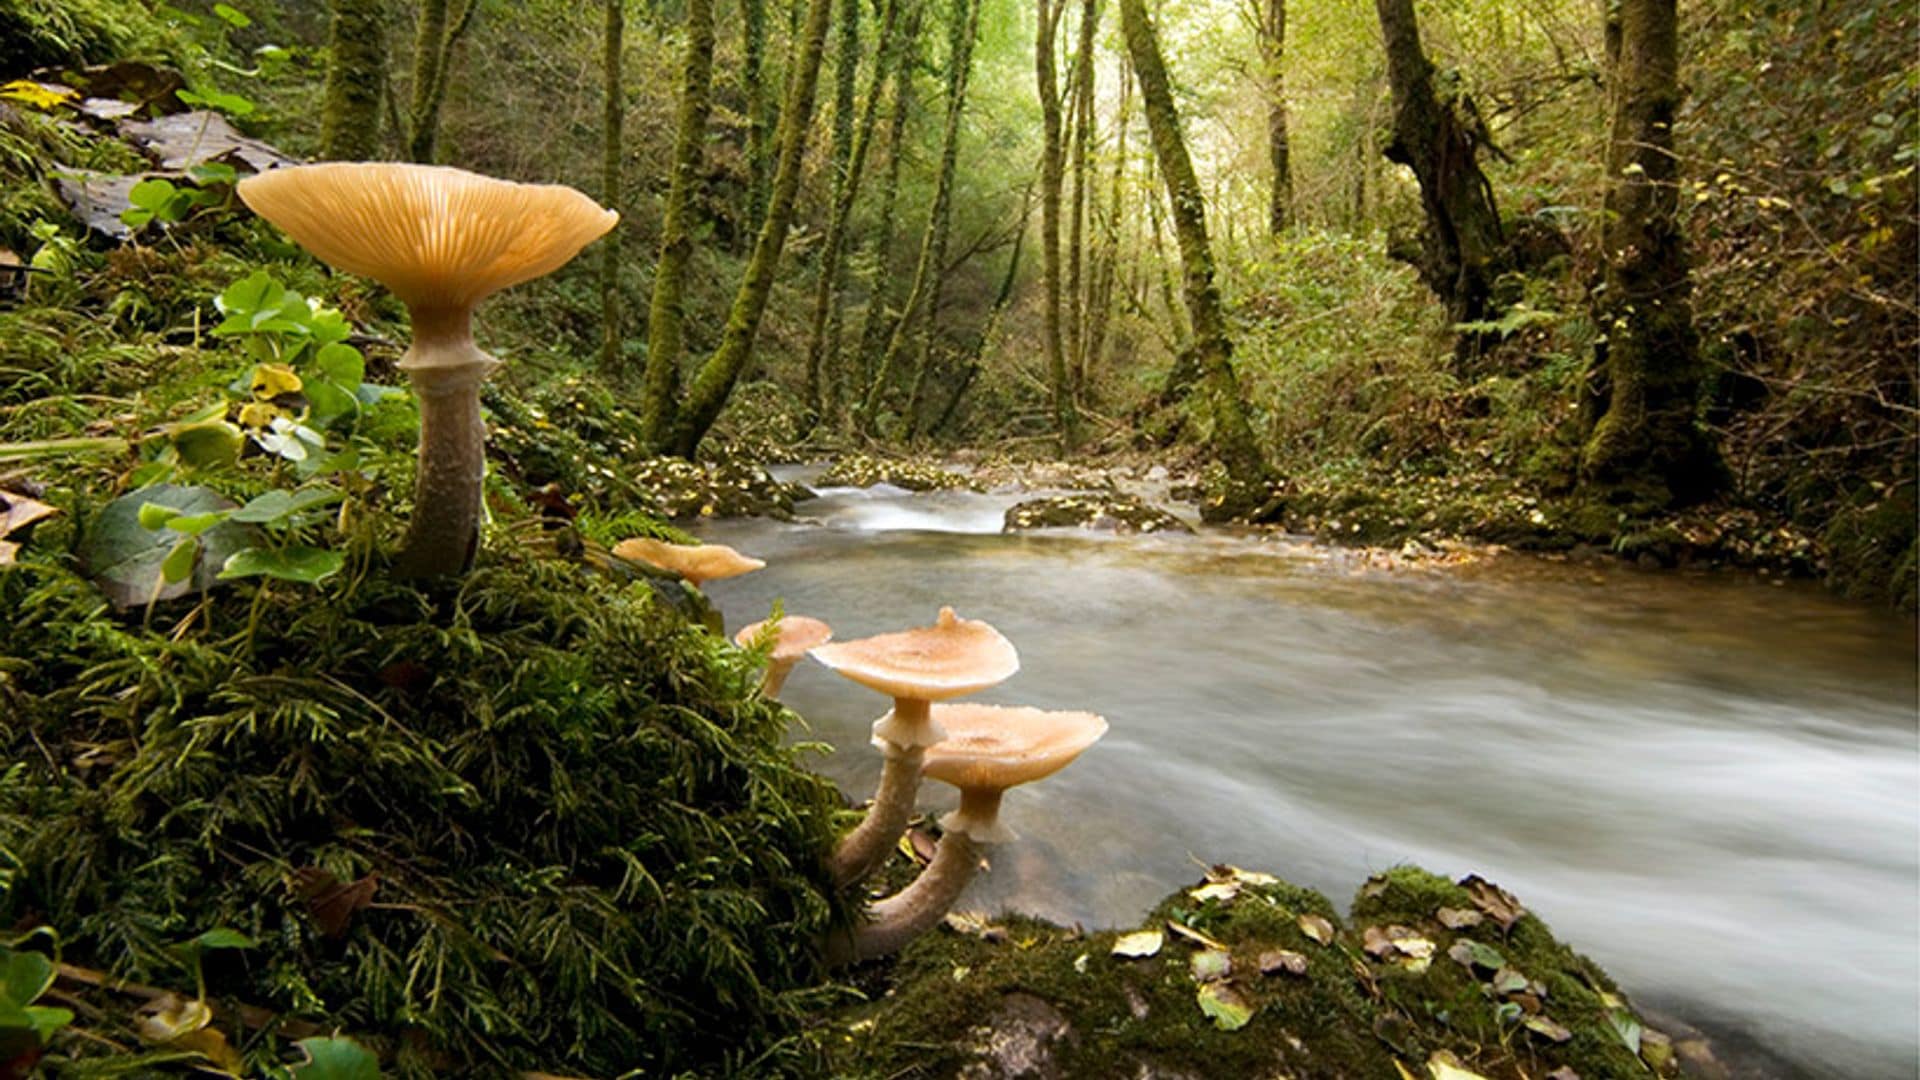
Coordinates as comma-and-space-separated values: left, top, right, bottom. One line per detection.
827, 708, 934, 886
826, 828, 980, 966
734, 613, 832, 698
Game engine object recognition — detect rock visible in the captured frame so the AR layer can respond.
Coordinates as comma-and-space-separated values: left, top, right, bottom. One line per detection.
1003, 494, 1192, 535
821, 454, 977, 492
959, 992, 1076, 1080
1146, 465, 1169, 482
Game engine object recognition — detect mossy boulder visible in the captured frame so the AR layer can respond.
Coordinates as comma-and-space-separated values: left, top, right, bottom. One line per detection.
820, 454, 978, 492
1003, 493, 1192, 535
0, 552, 844, 1077
821, 865, 1678, 1080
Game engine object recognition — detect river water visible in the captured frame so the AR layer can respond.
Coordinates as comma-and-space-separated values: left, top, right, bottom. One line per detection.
695, 470, 1918, 1078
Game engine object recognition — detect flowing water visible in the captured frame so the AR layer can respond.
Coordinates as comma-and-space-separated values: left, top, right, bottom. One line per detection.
695, 469, 1918, 1078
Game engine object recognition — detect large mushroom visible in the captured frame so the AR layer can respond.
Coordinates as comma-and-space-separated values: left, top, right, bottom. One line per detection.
612, 537, 765, 589
811, 607, 1018, 886
733, 614, 833, 697
237, 163, 617, 577
829, 702, 1107, 964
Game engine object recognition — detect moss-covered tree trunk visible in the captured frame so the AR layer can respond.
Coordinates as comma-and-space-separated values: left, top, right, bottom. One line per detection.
599, 0, 625, 375
1258, 0, 1291, 234
639, 0, 716, 450
665, 0, 835, 458
1581, 0, 1722, 507
852, 5, 922, 411
1036, 0, 1077, 446
1066, 0, 1097, 393
1120, 0, 1276, 521
1083, 50, 1130, 382
1374, 0, 1504, 340
320, 0, 386, 161
741, 0, 773, 240
405, 0, 475, 164
860, 0, 979, 434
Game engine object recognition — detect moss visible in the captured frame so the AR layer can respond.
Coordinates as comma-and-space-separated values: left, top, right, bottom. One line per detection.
821, 453, 978, 492
1003, 493, 1192, 535
1821, 480, 1917, 609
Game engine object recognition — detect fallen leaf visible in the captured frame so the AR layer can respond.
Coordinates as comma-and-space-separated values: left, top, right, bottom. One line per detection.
1211, 864, 1279, 886
1072, 953, 1088, 974
1491, 966, 1530, 995
1363, 925, 1396, 958
1189, 880, 1240, 904
1606, 1007, 1643, 1054
1545, 1069, 1582, 1080
172, 1026, 244, 1075
1446, 939, 1506, 971
1427, 1051, 1494, 1080
1165, 920, 1227, 951
1259, 949, 1307, 977
288, 1035, 382, 1080
1460, 875, 1526, 931
1435, 907, 1483, 929
1111, 930, 1163, 958
1189, 949, 1231, 983
291, 868, 378, 938
1641, 1028, 1674, 1070
1297, 913, 1335, 946
0, 490, 56, 565
1523, 1015, 1573, 1043
1195, 981, 1254, 1031
943, 911, 996, 938
136, 994, 212, 1043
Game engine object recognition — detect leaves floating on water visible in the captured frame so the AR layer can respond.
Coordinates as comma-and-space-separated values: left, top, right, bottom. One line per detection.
1111, 930, 1163, 958
1195, 981, 1254, 1031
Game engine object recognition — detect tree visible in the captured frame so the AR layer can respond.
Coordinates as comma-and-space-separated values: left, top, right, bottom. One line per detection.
404, 0, 477, 164
319, 0, 386, 161
1581, 0, 1721, 507
1066, 0, 1098, 391
1035, 0, 1077, 445
1373, 0, 1504, 340
741, 0, 774, 238
640, 0, 717, 449
599, 0, 625, 375
664, 0, 837, 457
1256, 0, 1291, 234
1119, 0, 1276, 520
852, 1, 925, 408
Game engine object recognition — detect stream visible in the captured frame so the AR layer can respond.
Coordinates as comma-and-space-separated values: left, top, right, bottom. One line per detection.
695, 467, 1918, 1079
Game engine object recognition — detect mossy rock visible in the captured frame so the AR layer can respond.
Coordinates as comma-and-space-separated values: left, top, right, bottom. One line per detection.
820, 454, 978, 492
629, 454, 807, 520
1003, 493, 1192, 535
821, 865, 1675, 1080
0, 552, 844, 1077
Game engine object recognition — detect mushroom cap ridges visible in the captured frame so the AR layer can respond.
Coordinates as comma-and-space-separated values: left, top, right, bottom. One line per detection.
808, 607, 1019, 702
612, 537, 765, 585
734, 615, 834, 660
921, 703, 1107, 792
238, 163, 617, 310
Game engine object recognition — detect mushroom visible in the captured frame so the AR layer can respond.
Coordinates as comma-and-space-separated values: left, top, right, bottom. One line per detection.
810, 607, 1018, 886
733, 614, 833, 697
236, 163, 617, 577
612, 537, 765, 588
829, 703, 1108, 964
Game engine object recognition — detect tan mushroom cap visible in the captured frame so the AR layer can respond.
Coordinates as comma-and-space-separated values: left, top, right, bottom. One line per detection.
808, 607, 1018, 702
613, 537, 765, 586
734, 614, 833, 660
237, 163, 618, 311
921, 704, 1108, 793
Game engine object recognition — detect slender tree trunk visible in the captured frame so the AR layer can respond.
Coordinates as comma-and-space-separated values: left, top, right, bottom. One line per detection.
804, 0, 901, 421
1374, 0, 1505, 340
861, 0, 980, 434
1120, 0, 1275, 520
1581, 0, 1721, 507
1083, 49, 1130, 386
742, 0, 773, 239
1258, 0, 1291, 234
406, 0, 475, 164
1036, 0, 1077, 446
600, 0, 625, 374
853, 6, 923, 406
665, 0, 836, 458
640, 0, 717, 449
320, 0, 386, 161
932, 192, 1031, 438
1066, 0, 1098, 392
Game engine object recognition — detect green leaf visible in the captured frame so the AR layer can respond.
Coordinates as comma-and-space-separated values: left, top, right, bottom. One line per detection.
79, 485, 255, 609
289, 1035, 383, 1079
189, 161, 239, 187
127, 177, 178, 211
161, 535, 199, 583
170, 420, 245, 469
314, 342, 365, 387
165, 511, 230, 537
216, 271, 281, 319
23, 1004, 72, 1043
1, 950, 56, 1008
218, 546, 344, 585
138, 502, 181, 530
190, 928, 254, 951
230, 488, 342, 525
1195, 981, 1254, 1031
1606, 1007, 1643, 1054
212, 2, 252, 27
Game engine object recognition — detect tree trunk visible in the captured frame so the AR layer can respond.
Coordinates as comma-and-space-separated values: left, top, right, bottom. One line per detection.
640, 0, 716, 449
1066, 0, 1097, 393
852, 4, 923, 406
931, 190, 1032, 438
803, 0, 901, 422
405, 0, 475, 164
742, 0, 773, 239
1119, 0, 1275, 520
1374, 0, 1504, 339
665, 0, 836, 458
1258, 0, 1291, 234
320, 0, 386, 161
1580, 0, 1721, 508
1036, 0, 1078, 446
860, 0, 980, 434
599, 0, 625, 375
1082, 47, 1130, 392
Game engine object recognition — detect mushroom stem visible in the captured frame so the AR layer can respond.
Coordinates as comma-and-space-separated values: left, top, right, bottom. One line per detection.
759, 658, 800, 698
393, 306, 499, 577
827, 738, 926, 887
871, 695, 943, 750
827, 830, 981, 965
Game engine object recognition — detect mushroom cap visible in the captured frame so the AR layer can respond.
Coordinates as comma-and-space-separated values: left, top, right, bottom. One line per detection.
734, 614, 833, 660
612, 537, 764, 585
237, 163, 618, 311
921, 704, 1108, 793
809, 607, 1019, 702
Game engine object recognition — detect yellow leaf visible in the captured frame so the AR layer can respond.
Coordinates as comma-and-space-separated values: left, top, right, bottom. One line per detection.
0, 79, 76, 110
238, 400, 288, 430
250, 363, 303, 400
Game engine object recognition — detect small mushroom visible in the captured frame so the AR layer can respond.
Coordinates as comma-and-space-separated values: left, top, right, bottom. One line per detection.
237, 163, 617, 577
811, 607, 1018, 886
612, 537, 765, 588
829, 703, 1107, 964
733, 614, 833, 697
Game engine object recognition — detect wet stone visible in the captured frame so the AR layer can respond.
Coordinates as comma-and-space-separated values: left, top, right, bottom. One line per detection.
1003, 494, 1193, 535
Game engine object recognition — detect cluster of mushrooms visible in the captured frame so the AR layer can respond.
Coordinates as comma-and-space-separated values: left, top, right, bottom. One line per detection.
236, 161, 1106, 962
